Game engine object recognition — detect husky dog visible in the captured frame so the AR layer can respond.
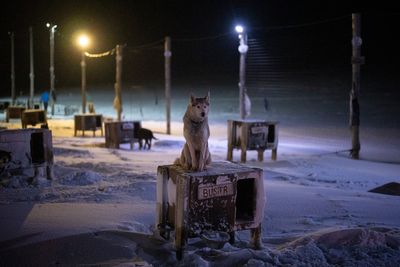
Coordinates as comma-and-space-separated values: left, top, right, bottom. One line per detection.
136, 128, 157, 150
176, 93, 211, 171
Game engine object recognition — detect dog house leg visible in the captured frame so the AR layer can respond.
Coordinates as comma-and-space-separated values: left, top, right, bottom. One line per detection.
240, 148, 247, 163
271, 148, 277, 161
250, 224, 262, 249
227, 145, 233, 161
229, 231, 235, 244
46, 164, 54, 180
175, 175, 188, 260
156, 167, 170, 239
257, 149, 264, 162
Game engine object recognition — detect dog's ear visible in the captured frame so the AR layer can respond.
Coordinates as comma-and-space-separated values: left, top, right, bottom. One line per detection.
190, 93, 196, 105
205, 91, 210, 103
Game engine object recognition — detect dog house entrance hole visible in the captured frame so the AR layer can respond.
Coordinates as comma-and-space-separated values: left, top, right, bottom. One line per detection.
236, 178, 255, 222
30, 132, 45, 164
267, 125, 275, 143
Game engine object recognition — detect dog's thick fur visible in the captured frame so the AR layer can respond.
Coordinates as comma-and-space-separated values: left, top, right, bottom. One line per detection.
176, 93, 211, 171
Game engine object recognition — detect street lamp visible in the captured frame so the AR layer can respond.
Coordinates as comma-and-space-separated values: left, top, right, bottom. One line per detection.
47, 23, 57, 115
77, 34, 90, 114
235, 25, 249, 119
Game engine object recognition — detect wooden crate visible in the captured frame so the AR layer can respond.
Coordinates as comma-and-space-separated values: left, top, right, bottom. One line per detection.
104, 121, 141, 149
0, 128, 53, 180
227, 119, 279, 162
156, 161, 265, 259
74, 114, 103, 137
21, 109, 47, 128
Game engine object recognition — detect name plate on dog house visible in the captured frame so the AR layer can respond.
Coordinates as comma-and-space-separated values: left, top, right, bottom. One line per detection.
156, 161, 265, 259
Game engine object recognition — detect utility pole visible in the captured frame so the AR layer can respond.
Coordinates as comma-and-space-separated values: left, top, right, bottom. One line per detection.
164, 36, 171, 135
115, 45, 123, 121
236, 27, 249, 119
10, 32, 16, 105
47, 23, 57, 115
29, 26, 35, 108
350, 13, 364, 159
81, 51, 86, 114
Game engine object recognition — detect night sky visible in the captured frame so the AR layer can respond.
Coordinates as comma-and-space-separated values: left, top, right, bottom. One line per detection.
0, 1, 398, 96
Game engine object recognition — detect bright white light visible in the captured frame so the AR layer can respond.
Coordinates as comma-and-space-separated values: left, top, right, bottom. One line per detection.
46, 23, 50, 28
235, 25, 244, 33
78, 35, 90, 48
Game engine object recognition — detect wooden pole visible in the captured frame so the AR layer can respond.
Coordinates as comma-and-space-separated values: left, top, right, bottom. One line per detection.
350, 13, 364, 159
165, 36, 171, 135
238, 33, 248, 120
10, 32, 16, 105
49, 25, 56, 115
115, 45, 123, 121
29, 27, 35, 108
81, 51, 86, 114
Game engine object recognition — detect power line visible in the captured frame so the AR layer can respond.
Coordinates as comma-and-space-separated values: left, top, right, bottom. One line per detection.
126, 38, 164, 50
172, 31, 232, 42
252, 14, 351, 32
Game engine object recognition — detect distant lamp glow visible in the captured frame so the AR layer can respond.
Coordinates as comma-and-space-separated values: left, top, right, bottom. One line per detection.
46, 23, 50, 28
235, 25, 244, 33
78, 35, 90, 48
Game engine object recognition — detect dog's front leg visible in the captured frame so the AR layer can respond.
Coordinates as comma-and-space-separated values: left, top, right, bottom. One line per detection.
187, 142, 198, 170
198, 142, 207, 171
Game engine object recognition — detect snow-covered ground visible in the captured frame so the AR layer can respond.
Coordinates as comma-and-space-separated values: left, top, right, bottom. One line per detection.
0, 85, 399, 266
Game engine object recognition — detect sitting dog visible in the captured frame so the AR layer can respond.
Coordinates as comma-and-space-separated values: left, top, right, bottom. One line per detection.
176, 92, 211, 171
136, 128, 157, 150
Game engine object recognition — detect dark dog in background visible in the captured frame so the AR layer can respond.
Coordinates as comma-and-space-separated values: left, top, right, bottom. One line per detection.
136, 128, 157, 150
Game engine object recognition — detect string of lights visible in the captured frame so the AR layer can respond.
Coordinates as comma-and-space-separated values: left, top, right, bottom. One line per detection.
84, 48, 115, 58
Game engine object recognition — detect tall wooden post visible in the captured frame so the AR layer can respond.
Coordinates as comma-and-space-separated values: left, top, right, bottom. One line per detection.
29, 27, 35, 108
350, 13, 364, 159
81, 51, 86, 114
49, 25, 56, 115
10, 32, 16, 105
165, 37, 171, 135
238, 33, 248, 119
115, 45, 123, 121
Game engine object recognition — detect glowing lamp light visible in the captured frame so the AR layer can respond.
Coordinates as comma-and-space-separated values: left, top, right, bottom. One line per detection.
46, 23, 50, 28
78, 35, 90, 48
235, 25, 244, 34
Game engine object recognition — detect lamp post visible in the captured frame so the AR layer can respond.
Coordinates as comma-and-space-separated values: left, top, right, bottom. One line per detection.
47, 23, 57, 115
236, 25, 249, 119
77, 34, 89, 114
9, 32, 16, 105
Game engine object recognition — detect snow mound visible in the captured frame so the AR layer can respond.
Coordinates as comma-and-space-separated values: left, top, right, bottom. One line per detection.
53, 147, 92, 158
279, 227, 400, 267
59, 171, 104, 186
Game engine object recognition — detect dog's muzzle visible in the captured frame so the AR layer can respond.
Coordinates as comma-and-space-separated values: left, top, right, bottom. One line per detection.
201, 112, 205, 117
